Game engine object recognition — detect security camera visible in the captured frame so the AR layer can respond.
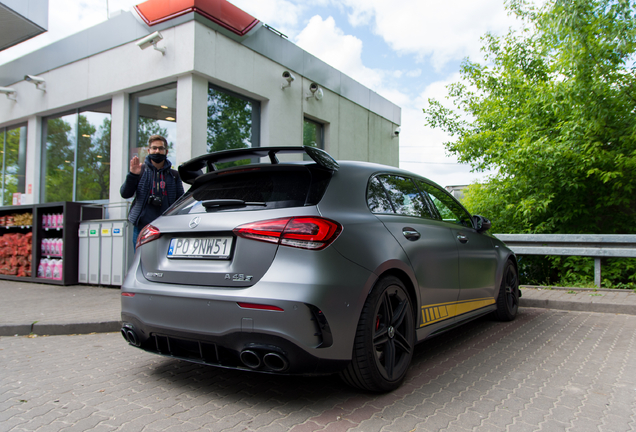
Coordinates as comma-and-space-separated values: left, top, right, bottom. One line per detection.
0, 87, 17, 100
136, 31, 166, 54
24, 75, 46, 91
393, 127, 401, 137
306, 82, 323, 101
281, 71, 295, 89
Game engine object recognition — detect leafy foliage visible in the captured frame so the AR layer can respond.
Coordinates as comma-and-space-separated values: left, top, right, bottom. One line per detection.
137, 117, 172, 152
44, 117, 75, 202
76, 117, 111, 201
2, 126, 26, 205
423, 0, 636, 286
44, 114, 112, 203
303, 119, 320, 148
207, 88, 254, 169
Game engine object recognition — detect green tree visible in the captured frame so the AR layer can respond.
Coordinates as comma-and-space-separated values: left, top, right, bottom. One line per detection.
137, 117, 172, 152
303, 120, 320, 148
77, 116, 111, 201
2, 126, 26, 205
44, 117, 75, 202
207, 88, 253, 168
424, 0, 636, 286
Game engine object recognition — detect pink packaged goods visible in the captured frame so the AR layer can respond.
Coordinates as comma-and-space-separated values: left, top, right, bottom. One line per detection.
52, 260, 63, 280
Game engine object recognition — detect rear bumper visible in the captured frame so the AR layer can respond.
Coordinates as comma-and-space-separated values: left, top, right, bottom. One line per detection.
121, 312, 348, 375
121, 246, 377, 373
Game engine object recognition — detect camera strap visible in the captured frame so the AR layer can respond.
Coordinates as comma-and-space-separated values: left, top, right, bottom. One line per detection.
151, 171, 167, 197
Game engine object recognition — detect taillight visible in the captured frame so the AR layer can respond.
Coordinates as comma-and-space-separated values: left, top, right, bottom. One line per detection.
234, 217, 342, 250
136, 224, 161, 248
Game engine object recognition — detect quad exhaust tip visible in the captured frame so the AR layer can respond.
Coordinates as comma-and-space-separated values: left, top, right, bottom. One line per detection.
239, 350, 261, 369
240, 349, 289, 372
121, 326, 140, 347
263, 352, 289, 372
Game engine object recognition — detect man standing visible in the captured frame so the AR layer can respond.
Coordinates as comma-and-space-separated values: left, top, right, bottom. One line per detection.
120, 135, 185, 248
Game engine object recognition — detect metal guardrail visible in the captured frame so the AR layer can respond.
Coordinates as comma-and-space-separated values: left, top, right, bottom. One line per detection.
494, 234, 636, 288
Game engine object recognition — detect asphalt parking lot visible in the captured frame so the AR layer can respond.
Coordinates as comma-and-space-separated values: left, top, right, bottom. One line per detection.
2, 306, 635, 431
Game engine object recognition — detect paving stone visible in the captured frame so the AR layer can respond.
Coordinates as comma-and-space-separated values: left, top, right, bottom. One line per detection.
537, 419, 569, 431
448, 409, 486, 430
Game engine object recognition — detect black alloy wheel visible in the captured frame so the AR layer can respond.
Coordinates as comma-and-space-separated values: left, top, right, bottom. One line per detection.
494, 260, 519, 321
341, 276, 415, 392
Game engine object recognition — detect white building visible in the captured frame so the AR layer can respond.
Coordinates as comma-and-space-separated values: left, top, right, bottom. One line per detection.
0, 0, 401, 219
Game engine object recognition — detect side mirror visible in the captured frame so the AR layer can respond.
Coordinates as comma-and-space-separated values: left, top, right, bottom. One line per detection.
472, 215, 491, 233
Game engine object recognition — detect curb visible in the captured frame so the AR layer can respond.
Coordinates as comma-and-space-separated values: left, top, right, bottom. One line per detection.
0, 321, 122, 337
519, 298, 636, 315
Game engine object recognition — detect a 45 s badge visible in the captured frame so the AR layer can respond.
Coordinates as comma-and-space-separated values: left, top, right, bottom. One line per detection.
225, 273, 253, 282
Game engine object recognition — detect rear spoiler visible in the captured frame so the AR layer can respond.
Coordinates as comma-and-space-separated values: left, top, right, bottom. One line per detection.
178, 146, 339, 185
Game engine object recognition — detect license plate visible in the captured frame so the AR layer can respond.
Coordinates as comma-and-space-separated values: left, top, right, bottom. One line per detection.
167, 237, 233, 259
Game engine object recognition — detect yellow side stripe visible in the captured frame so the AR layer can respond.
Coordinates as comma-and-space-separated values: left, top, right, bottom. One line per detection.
420, 298, 496, 328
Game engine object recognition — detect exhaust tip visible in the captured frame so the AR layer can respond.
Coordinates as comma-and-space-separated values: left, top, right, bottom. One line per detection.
263, 352, 289, 372
240, 350, 262, 369
121, 326, 140, 347
126, 330, 139, 346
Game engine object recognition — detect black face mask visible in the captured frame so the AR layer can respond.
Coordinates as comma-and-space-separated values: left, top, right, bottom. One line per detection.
149, 153, 167, 163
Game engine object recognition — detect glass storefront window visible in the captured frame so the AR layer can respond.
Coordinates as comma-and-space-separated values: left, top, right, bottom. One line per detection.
43, 112, 76, 202
42, 101, 112, 203
303, 118, 324, 162
77, 101, 111, 201
207, 84, 260, 168
303, 118, 323, 149
0, 124, 27, 206
129, 84, 177, 166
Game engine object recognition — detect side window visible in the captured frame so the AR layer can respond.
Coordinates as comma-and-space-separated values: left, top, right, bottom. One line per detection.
416, 180, 472, 227
367, 175, 433, 218
367, 176, 394, 213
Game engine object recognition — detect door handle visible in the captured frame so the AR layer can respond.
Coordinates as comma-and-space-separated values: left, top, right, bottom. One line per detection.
402, 227, 422, 241
402, 228, 421, 241
457, 234, 468, 243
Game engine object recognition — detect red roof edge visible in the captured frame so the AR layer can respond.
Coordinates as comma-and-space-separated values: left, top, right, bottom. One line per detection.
134, 0, 260, 37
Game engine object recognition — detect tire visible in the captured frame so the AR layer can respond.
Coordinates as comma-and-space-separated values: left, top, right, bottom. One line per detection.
340, 276, 415, 392
494, 261, 519, 321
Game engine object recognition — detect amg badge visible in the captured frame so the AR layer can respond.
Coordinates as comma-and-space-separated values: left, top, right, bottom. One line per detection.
225, 273, 253, 282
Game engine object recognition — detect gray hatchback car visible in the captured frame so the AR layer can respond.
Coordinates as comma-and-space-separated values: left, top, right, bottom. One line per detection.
121, 146, 520, 392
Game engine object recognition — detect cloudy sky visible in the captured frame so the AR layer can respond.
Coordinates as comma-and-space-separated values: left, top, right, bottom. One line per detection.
0, 0, 521, 187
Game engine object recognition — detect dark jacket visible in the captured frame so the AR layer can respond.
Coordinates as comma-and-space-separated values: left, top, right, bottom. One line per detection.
120, 156, 185, 227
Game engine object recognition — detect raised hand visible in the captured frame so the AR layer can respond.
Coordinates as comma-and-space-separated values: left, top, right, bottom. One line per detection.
130, 155, 142, 175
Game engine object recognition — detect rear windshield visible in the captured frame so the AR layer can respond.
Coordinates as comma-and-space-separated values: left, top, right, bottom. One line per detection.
166, 166, 332, 215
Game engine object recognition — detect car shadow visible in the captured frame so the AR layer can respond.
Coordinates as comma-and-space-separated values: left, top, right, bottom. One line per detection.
142, 311, 533, 406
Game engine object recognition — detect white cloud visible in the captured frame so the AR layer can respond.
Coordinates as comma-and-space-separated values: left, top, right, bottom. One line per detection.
338, 0, 517, 70
291, 13, 489, 186
398, 74, 494, 187
229, 0, 305, 38
294, 15, 385, 90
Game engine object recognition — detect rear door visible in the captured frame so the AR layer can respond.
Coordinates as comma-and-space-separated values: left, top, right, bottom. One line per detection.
368, 175, 460, 329
415, 180, 498, 309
